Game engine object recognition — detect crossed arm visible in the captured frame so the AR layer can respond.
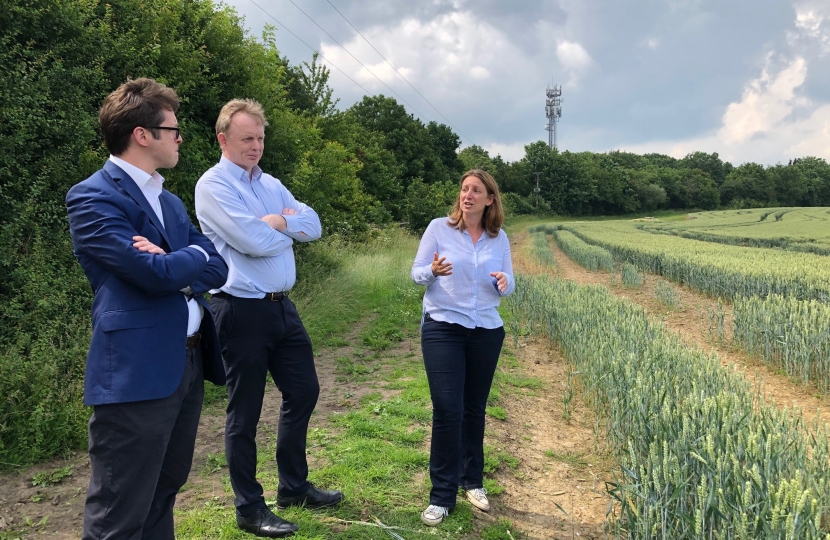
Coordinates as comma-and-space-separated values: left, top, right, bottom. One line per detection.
67, 184, 227, 294
195, 177, 321, 258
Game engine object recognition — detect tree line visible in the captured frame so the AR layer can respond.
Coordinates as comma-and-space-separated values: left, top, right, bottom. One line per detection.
460, 143, 830, 216
2, 0, 829, 466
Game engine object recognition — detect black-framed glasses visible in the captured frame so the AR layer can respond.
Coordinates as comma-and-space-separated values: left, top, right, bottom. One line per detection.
146, 126, 181, 139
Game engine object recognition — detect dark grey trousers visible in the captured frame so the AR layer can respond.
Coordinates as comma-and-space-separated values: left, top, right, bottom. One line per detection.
82, 346, 204, 540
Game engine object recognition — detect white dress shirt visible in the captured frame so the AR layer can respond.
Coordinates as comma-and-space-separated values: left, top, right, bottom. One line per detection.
109, 156, 206, 336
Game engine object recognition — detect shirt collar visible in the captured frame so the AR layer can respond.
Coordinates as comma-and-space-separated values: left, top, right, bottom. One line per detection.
109, 155, 164, 190
219, 155, 262, 184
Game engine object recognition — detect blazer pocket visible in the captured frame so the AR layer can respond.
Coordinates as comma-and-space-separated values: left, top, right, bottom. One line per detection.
98, 309, 155, 332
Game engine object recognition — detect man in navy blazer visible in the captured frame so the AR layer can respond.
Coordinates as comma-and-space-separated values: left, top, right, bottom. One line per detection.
66, 78, 228, 540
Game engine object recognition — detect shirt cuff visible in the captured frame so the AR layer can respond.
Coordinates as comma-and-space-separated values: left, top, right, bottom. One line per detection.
413, 266, 438, 285
282, 214, 309, 237
189, 245, 209, 262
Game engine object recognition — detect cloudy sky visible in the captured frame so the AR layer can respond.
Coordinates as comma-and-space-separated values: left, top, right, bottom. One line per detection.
224, 0, 830, 165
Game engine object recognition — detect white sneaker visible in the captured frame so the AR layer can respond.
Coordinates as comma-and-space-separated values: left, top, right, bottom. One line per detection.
465, 487, 490, 512
421, 504, 449, 526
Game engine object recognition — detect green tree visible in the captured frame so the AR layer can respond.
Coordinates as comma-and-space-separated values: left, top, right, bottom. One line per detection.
720, 163, 774, 207
285, 51, 339, 118
682, 169, 719, 210
650, 167, 690, 208
458, 145, 495, 173
317, 112, 402, 221
0, 0, 386, 466
426, 121, 465, 180
793, 157, 830, 205
290, 141, 374, 237
643, 153, 680, 169
768, 164, 808, 206
403, 178, 456, 233
347, 95, 451, 187
680, 151, 727, 185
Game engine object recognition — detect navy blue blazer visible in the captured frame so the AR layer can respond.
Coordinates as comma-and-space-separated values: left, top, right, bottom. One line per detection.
66, 161, 229, 406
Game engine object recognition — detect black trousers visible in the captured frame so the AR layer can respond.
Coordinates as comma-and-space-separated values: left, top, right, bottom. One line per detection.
210, 294, 319, 514
421, 316, 504, 508
82, 346, 204, 540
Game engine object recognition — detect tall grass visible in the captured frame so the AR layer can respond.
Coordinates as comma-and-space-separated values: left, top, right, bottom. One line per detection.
563, 222, 830, 301
655, 281, 680, 309
620, 262, 643, 287
508, 275, 830, 539
292, 230, 424, 349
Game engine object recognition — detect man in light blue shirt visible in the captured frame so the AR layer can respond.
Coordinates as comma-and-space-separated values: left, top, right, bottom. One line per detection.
195, 99, 342, 538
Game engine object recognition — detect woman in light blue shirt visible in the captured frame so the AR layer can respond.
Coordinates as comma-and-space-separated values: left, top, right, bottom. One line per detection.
411, 169, 515, 526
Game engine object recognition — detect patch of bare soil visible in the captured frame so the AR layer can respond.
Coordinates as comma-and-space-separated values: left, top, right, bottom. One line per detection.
0, 453, 87, 538
484, 339, 612, 540
546, 237, 830, 426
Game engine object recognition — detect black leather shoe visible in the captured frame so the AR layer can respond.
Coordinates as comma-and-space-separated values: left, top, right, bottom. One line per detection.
276, 484, 344, 510
236, 508, 299, 538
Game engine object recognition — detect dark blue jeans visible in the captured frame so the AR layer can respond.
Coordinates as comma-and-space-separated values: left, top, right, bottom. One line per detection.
421, 315, 505, 507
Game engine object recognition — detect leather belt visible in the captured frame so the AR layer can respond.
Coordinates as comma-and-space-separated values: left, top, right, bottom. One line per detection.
186, 332, 201, 349
213, 291, 287, 302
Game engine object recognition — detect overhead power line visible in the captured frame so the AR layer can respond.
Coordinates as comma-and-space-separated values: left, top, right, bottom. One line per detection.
247, 0, 477, 148
248, 0, 373, 97
281, 0, 430, 120
325, 0, 476, 146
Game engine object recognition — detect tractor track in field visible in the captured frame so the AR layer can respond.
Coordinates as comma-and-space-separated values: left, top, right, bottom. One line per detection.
515, 229, 830, 429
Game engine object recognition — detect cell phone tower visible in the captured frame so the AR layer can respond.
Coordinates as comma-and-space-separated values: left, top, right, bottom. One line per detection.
545, 84, 562, 150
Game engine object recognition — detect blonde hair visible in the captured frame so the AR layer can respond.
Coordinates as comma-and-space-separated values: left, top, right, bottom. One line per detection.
447, 169, 504, 237
215, 98, 269, 135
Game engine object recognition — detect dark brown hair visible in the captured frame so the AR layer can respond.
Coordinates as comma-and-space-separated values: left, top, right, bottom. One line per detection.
99, 78, 179, 155
447, 169, 504, 237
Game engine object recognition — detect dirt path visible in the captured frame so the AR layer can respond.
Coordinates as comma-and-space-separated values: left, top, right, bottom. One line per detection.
543, 233, 830, 426
477, 231, 612, 539
484, 340, 612, 539
0, 320, 406, 539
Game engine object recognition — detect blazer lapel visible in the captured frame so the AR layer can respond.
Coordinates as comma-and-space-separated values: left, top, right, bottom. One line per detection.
103, 161, 173, 249
159, 193, 181, 251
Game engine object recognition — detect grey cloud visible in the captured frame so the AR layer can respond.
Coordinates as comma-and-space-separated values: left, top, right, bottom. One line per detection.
228, 0, 829, 164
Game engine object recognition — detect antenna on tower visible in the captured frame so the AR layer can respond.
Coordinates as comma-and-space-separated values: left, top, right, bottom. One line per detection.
545, 84, 563, 150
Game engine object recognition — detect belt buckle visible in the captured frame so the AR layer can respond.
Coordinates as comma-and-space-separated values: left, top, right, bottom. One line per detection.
267, 292, 282, 301
186, 332, 201, 349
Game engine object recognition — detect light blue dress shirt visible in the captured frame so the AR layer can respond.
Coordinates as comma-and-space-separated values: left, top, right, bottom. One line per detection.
411, 217, 515, 329
195, 156, 321, 297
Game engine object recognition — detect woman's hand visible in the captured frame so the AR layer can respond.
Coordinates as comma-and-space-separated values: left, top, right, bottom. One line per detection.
490, 271, 507, 292
432, 252, 453, 277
